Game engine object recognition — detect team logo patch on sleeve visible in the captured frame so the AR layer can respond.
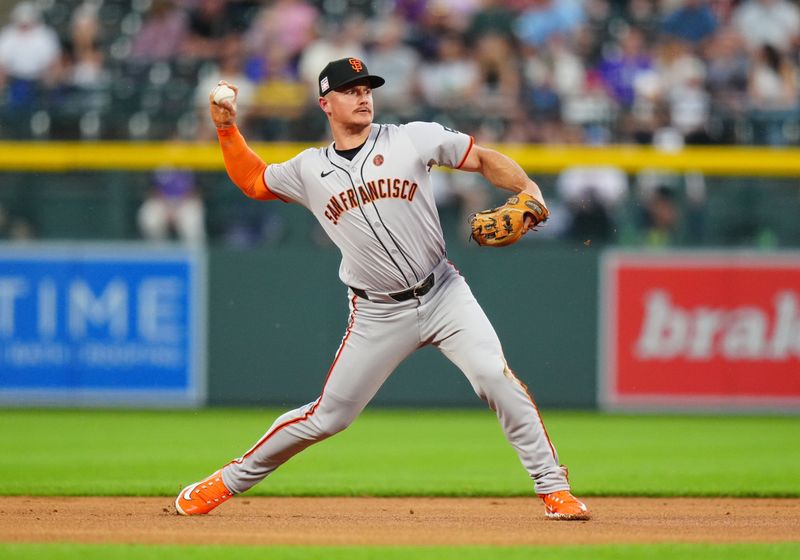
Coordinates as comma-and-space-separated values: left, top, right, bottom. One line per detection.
320, 76, 330, 93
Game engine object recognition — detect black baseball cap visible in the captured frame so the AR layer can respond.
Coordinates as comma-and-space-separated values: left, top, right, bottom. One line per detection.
318, 57, 385, 97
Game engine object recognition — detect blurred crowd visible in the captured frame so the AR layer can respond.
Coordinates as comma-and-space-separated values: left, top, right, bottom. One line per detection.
0, 0, 798, 146
1, 0, 799, 249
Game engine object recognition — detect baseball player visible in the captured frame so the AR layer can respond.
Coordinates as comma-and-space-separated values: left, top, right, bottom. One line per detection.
175, 58, 589, 520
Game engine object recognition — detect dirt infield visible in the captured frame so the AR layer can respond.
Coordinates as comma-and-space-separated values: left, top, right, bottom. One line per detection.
1, 497, 799, 546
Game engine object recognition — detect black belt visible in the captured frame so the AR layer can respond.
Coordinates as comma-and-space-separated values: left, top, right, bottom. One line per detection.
351, 272, 435, 302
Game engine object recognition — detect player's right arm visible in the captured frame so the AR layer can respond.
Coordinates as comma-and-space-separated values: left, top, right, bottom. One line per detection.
210, 81, 278, 201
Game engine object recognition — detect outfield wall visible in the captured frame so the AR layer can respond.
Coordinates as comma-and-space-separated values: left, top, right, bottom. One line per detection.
3, 243, 799, 410
206, 243, 599, 408
0, 241, 599, 408
208, 246, 800, 411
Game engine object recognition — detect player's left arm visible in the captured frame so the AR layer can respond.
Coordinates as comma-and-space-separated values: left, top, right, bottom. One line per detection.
457, 144, 546, 208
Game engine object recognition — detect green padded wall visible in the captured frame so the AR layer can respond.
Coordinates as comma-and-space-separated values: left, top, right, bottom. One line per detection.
207, 243, 599, 408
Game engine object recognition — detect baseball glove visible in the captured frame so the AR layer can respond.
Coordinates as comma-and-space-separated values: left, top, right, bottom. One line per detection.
469, 192, 549, 247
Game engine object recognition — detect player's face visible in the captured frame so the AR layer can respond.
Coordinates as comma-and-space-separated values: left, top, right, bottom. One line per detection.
320, 81, 374, 128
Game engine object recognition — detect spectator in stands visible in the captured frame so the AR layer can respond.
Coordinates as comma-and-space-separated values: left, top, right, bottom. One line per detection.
183, 0, 237, 60
466, 0, 518, 42
245, 0, 318, 64
394, 0, 429, 26
422, 0, 483, 35
514, 0, 585, 48
659, 38, 712, 144
638, 185, 681, 247
367, 15, 420, 120
628, 61, 663, 144
548, 34, 587, 107
556, 165, 628, 245
669, 65, 711, 145
138, 167, 206, 246
625, 0, 660, 44
297, 18, 367, 99
748, 44, 799, 110
417, 33, 479, 116
520, 43, 561, 121
67, 3, 108, 92
410, 0, 475, 59
567, 192, 616, 245
248, 47, 308, 140
473, 32, 521, 119
661, 0, 719, 47
732, 0, 800, 52
521, 32, 602, 136
0, 1, 60, 107
561, 69, 615, 144
579, 0, 615, 65
706, 0, 738, 24
747, 43, 799, 145
130, 0, 188, 62
596, 26, 653, 109
704, 27, 750, 115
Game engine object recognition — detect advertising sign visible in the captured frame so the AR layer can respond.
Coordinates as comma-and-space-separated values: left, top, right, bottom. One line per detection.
600, 252, 800, 410
0, 244, 205, 406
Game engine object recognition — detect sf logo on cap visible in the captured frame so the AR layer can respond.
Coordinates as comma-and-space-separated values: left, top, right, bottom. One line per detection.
349, 58, 363, 72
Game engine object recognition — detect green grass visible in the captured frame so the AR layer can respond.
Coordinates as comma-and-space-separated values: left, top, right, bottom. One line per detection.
2, 544, 800, 560
0, 409, 798, 496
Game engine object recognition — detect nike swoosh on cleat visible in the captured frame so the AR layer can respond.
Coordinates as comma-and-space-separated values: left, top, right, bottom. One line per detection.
321, 170, 335, 177
182, 482, 200, 501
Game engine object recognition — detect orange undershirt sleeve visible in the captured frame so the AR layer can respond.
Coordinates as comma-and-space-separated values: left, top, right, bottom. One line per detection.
216, 125, 278, 201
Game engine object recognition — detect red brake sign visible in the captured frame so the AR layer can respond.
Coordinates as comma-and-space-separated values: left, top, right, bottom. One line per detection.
601, 252, 800, 410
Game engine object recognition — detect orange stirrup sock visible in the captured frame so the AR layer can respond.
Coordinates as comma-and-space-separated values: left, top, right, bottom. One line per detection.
217, 125, 276, 200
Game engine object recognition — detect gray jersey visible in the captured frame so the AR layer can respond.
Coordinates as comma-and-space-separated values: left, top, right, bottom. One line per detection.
264, 122, 473, 292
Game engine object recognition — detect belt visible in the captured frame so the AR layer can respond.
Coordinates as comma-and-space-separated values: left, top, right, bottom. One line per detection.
351, 272, 435, 302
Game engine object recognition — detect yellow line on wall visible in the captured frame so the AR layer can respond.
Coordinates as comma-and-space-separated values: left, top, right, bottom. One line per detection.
0, 142, 799, 176
0, 142, 307, 172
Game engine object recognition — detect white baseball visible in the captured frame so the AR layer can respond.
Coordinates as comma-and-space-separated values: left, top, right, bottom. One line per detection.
213, 84, 235, 105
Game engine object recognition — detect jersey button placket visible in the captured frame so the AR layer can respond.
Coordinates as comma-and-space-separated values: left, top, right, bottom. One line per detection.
360, 194, 415, 285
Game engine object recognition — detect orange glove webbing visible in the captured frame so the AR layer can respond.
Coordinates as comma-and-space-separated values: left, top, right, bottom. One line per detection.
217, 126, 277, 201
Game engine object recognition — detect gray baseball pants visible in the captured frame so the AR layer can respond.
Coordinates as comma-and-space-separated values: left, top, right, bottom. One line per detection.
222, 258, 570, 495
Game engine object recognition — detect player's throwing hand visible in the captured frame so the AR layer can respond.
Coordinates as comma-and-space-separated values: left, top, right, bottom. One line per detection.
208, 81, 238, 129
